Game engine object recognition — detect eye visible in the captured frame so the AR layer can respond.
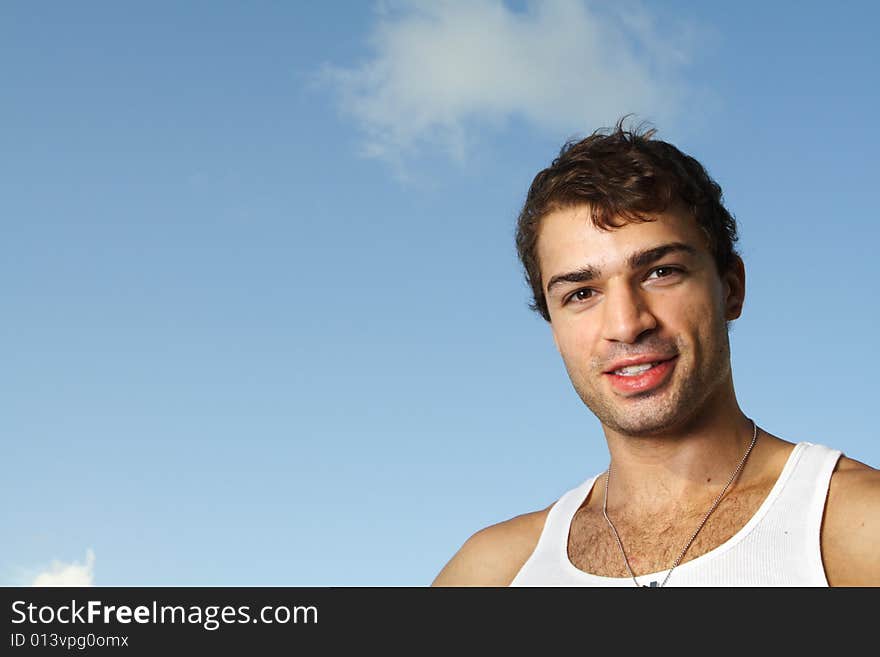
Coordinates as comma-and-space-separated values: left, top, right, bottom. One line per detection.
647, 266, 683, 280
564, 288, 595, 304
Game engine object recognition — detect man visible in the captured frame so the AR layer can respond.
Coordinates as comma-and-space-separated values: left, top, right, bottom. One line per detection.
432, 120, 879, 587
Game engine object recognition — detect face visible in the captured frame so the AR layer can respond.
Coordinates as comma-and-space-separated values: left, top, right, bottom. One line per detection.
537, 204, 745, 437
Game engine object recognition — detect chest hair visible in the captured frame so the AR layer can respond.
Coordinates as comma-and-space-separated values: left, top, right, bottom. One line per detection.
567, 486, 769, 578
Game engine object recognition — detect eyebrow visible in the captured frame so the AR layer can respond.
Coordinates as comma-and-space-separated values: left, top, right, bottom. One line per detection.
545, 242, 699, 295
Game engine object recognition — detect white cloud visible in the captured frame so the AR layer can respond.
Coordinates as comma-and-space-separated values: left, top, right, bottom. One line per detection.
31, 549, 96, 586
321, 0, 700, 164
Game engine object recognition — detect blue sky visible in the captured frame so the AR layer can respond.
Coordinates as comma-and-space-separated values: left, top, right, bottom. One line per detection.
2, 0, 878, 587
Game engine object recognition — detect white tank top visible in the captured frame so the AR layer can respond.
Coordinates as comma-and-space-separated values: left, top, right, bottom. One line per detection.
510, 442, 841, 586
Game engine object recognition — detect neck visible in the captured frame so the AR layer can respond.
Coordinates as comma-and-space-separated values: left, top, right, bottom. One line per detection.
601, 398, 757, 512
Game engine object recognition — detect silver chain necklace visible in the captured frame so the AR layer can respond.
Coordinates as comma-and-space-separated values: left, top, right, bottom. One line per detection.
601, 419, 758, 587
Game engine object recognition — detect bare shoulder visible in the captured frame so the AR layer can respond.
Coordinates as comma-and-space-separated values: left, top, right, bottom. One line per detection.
430, 504, 554, 587
827, 454, 880, 508
822, 454, 880, 586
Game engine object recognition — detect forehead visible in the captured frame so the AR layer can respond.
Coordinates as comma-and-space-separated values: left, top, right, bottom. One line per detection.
536, 205, 710, 283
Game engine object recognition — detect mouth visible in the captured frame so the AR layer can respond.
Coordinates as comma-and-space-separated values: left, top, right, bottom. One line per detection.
604, 356, 678, 394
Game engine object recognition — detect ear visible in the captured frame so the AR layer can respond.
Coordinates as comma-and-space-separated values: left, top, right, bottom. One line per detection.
723, 255, 746, 321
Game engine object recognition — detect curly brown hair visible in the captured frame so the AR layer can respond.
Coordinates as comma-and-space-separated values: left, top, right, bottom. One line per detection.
515, 117, 740, 322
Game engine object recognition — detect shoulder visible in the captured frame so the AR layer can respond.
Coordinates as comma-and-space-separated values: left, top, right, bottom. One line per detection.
821, 454, 880, 586
430, 504, 554, 587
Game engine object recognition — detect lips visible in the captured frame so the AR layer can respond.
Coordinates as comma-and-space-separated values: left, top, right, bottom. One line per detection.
604, 355, 678, 394
604, 354, 677, 374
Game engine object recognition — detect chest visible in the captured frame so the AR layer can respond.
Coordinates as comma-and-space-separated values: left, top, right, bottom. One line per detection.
566, 489, 768, 578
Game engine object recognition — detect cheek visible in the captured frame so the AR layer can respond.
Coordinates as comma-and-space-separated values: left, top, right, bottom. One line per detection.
553, 321, 600, 367
669, 281, 723, 325
677, 291, 727, 350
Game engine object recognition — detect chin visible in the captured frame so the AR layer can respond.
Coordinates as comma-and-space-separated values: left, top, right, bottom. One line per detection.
587, 393, 692, 437
604, 413, 681, 437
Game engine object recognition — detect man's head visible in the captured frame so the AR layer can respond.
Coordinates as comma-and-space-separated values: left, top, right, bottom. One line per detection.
515, 119, 746, 436
515, 118, 740, 323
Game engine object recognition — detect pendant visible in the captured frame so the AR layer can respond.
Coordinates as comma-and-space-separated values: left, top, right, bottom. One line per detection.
644, 581, 659, 587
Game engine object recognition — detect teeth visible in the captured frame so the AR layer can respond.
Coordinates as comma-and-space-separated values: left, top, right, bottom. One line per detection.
614, 362, 657, 376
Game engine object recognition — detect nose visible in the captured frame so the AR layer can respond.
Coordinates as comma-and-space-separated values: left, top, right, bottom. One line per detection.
600, 281, 658, 343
